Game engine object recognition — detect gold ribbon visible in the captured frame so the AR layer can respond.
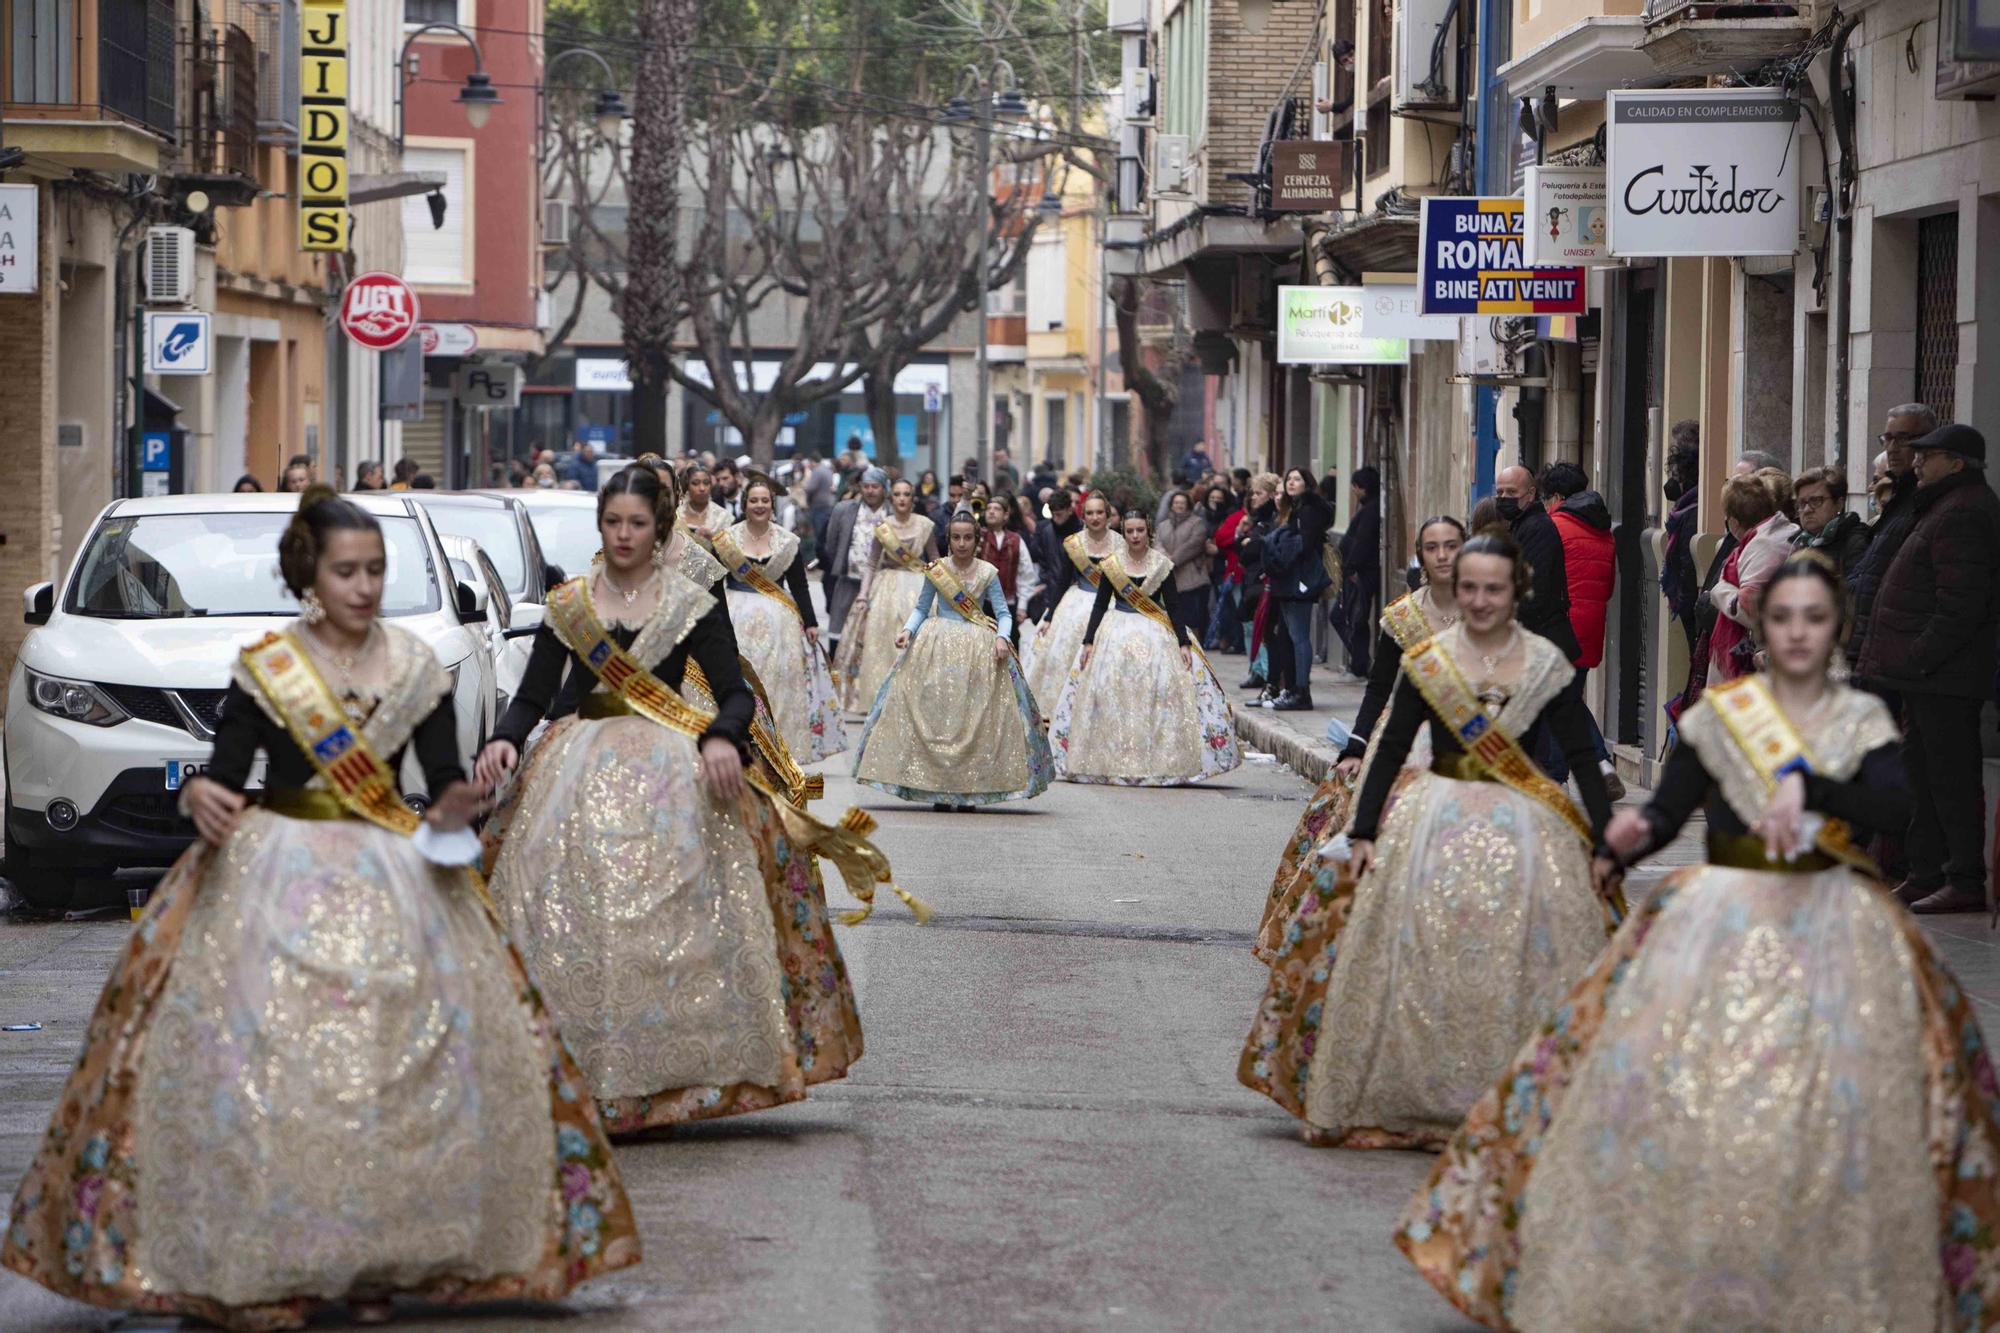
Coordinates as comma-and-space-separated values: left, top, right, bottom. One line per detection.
872, 519, 930, 576
1064, 530, 1108, 584
1381, 593, 1436, 655
1706, 675, 1878, 873
545, 579, 924, 924
1101, 551, 1218, 679
712, 526, 803, 621
685, 656, 824, 805
1402, 638, 1595, 847
922, 560, 1000, 635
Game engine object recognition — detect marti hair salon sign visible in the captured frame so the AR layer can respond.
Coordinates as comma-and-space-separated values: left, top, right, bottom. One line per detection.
1606, 88, 1801, 258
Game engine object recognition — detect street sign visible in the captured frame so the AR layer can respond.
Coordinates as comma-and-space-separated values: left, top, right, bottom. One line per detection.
1276, 286, 1409, 365
1522, 166, 1609, 267
418, 322, 479, 356
1269, 141, 1349, 212
1606, 90, 1800, 257
1416, 197, 1586, 316
140, 431, 172, 496
298, 0, 350, 251
340, 272, 420, 350
0, 184, 39, 294
923, 382, 943, 413
145, 311, 213, 374
453, 362, 523, 408
1359, 280, 1458, 340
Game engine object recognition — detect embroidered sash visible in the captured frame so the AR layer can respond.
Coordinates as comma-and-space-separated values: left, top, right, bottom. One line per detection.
712, 527, 801, 621
1382, 593, 1437, 654
1064, 531, 1109, 584
873, 520, 928, 575
685, 656, 823, 805
1402, 637, 1595, 847
239, 631, 421, 836
544, 579, 924, 923
923, 560, 999, 634
1706, 675, 1878, 872
1102, 553, 1217, 678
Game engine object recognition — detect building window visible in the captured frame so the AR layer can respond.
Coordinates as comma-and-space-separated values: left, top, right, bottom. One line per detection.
1026, 232, 1067, 333
1364, 100, 1388, 176
8, 0, 75, 103
1914, 211, 1959, 420
1044, 395, 1067, 468
404, 0, 460, 25
402, 143, 471, 284
1160, 0, 1208, 144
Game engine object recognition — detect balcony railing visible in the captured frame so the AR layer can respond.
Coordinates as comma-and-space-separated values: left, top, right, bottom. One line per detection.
178, 21, 259, 185
4, 0, 176, 139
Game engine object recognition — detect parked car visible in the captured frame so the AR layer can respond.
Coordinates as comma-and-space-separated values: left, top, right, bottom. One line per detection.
4, 493, 498, 911
477, 487, 600, 590
409, 491, 560, 702
438, 533, 527, 709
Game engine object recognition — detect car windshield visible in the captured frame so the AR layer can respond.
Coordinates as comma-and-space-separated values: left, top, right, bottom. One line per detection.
67, 512, 440, 619
421, 504, 528, 598
525, 505, 598, 581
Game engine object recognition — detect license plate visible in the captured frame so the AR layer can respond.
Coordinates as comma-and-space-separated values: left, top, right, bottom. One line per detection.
165, 758, 266, 791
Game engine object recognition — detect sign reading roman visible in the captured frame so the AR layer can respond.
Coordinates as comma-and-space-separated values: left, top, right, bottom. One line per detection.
299, 0, 350, 251
1417, 198, 1587, 316
1269, 141, 1350, 212
1607, 89, 1800, 257
1276, 286, 1409, 365
1522, 166, 1608, 266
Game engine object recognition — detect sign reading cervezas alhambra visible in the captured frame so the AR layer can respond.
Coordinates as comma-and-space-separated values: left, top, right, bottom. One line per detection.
1270, 142, 1350, 213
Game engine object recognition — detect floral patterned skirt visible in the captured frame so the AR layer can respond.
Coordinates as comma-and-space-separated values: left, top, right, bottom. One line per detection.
485, 715, 864, 1136
728, 588, 843, 762
1047, 610, 1240, 786
1, 811, 639, 1331
1399, 864, 2000, 1331
1239, 772, 1613, 1149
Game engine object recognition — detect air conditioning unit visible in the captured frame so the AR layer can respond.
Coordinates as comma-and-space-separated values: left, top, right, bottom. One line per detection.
542, 198, 572, 247
1106, 0, 1146, 31
1393, 0, 1461, 111
145, 226, 196, 305
1154, 134, 1191, 196
1125, 68, 1156, 120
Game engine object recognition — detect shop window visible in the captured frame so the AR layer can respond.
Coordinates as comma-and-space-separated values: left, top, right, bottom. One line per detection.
1914, 211, 1959, 420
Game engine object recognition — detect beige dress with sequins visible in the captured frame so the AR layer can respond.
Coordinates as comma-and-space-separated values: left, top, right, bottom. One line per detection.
842, 515, 935, 713
1298, 628, 1615, 1149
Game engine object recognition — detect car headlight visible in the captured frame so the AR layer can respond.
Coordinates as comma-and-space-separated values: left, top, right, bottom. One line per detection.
24, 669, 128, 727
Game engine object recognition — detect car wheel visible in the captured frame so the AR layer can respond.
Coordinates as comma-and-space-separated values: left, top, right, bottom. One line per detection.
3, 841, 74, 914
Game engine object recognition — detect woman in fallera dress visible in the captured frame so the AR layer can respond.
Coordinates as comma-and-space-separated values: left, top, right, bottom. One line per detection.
1048, 510, 1241, 786
853, 506, 1053, 811
838, 476, 938, 713
1400, 554, 2000, 1332
477, 465, 882, 1136
1023, 490, 1117, 712
1240, 532, 1619, 1149
2, 486, 638, 1330
1255, 515, 1465, 962
676, 465, 732, 542
714, 474, 843, 762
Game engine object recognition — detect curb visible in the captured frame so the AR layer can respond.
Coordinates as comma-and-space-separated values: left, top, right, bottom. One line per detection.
1233, 706, 1342, 786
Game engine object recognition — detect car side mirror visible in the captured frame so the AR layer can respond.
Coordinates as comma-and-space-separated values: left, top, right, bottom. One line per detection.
505, 601, 545, 639
456, 580, 487, 625
543, 561, 566, 588
23, 582, 52, 626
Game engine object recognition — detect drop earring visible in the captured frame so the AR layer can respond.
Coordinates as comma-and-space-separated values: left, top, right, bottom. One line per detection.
300, 589, 326, 625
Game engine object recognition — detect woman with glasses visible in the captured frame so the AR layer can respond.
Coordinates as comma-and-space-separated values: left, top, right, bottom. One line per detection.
1789, 466, 1872, 577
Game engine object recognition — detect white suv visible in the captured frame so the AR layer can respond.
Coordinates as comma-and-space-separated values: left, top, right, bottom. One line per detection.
4, 493, 498, 911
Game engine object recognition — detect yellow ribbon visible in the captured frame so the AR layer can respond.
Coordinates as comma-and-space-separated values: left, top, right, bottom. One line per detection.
1706, 675, 1878, 873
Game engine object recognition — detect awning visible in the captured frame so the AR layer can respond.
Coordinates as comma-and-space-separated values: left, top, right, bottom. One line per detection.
1137, 211, 1305, 279
1316, 213, 1420, 276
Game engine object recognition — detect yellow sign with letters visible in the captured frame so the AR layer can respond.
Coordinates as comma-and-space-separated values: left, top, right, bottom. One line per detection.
299, 0, 349, 251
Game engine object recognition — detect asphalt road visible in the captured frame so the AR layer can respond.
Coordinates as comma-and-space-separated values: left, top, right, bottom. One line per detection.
0, 737, 1487, 1332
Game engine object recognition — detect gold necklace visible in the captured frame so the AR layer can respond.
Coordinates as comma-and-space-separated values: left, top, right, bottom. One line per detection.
601, 567, 651, 608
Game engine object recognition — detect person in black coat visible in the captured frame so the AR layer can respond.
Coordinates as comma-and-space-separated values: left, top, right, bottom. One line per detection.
1263, 468, 1334, 710
1335, 467, 1383, 677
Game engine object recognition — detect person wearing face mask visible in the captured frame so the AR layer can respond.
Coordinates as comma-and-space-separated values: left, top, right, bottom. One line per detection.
1256, 516, 1465, 964
1240, 532, 1618, 1151
1403, 556, 1992, 1331
851, 507, 1052, 811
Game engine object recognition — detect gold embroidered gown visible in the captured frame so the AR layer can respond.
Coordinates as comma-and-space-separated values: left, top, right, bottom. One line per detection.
483, 568, 863, 1134
1256, 586, 1454, 962
1240, 626, 1617, 1148
1, 624, 638, 1331
677, 499, 732, 542
1022, 531, 1112, 713
1047, 548, 1240, 785
1399, 680, 2000, 1332
720, 522, 843, 761
841, 514, 937, 712
851, 558, 1053, 805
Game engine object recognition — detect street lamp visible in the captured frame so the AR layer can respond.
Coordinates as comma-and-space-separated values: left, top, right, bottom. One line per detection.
944, 60, 1027, 485
539, 47, 631, 165
397, 24, 500, 151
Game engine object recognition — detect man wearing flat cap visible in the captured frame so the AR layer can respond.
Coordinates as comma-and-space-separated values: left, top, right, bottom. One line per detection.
822, 466, 889, 652
1859, 423, 2000, 914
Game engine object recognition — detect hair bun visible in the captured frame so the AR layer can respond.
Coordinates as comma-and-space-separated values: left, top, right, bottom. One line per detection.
296, 482, 341, 512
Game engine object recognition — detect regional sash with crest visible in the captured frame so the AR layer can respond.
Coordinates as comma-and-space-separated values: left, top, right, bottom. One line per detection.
1102, 552, 1218, 680
1063, 531, 1109, 585
1705, 674, 1877, 872
711, 527, 802, 621
872, 520, 929, 575
239, 631, 421, 837
1381, 593, 1437, 655
543, 578, 924, 923
922, 560, 1000, 635
1401, 637, 1596, 847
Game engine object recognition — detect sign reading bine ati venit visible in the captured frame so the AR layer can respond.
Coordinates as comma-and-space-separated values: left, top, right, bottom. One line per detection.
1606, 89, 1801, 258
1269, 141, 1350, 212
1417, 197, 1587, 316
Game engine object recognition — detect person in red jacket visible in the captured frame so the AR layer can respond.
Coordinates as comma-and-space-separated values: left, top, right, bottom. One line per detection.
1539, 460, 1624, 798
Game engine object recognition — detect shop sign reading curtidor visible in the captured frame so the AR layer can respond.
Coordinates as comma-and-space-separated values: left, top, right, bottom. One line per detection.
299, 0, 350, 251
1607, 89, 1800, 257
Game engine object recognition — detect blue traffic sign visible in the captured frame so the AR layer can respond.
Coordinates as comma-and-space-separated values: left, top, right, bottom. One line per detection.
141, 431, 171, 472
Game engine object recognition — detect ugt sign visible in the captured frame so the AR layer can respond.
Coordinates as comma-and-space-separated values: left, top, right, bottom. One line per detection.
1417, 197, 1586, 316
